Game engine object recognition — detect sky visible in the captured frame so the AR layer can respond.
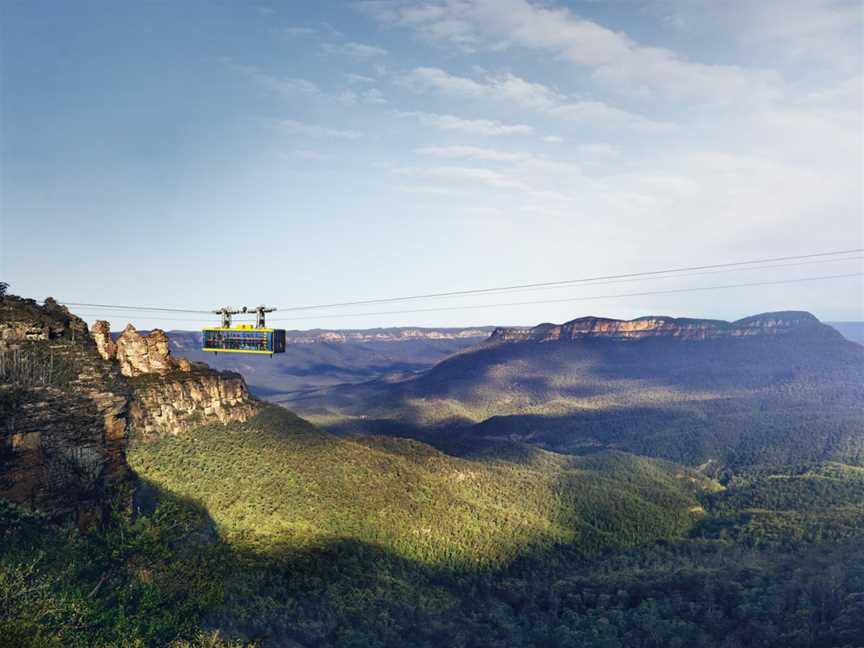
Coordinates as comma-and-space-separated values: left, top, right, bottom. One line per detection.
1, 0, 862, 330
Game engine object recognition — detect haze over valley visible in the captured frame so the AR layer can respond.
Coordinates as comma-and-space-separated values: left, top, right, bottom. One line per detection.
2, 1, 863, 646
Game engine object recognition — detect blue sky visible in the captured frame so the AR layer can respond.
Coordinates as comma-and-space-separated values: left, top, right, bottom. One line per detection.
1, 0, 862, 330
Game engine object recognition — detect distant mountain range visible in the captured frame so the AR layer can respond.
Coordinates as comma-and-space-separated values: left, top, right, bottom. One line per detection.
291, 312, 864, 473
165, 326, 495, 400
161, 319, 862, 407
7, 297, 864, 646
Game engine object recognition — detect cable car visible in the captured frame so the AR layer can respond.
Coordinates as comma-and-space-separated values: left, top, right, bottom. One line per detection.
202, 306, 286, 356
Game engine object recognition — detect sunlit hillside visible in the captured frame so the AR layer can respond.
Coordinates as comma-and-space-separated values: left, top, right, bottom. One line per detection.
296, 316, 864, 472
128, 406, 716, 568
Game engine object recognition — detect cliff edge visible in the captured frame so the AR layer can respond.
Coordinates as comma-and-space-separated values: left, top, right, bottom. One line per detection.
0, 295, 259, 525
0, 296, 131, 527
91, 321, 258, 442
488, 311, 832, 343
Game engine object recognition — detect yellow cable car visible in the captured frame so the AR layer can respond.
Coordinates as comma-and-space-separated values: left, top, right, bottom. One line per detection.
202, 306, 286, 356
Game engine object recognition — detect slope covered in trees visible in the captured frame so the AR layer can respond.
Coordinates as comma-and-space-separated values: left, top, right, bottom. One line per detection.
128, 406, 715, 566
295, 313, 864, 472
166, 328, 492, 403
3, 301, 864, 646
4, 406, 863, 647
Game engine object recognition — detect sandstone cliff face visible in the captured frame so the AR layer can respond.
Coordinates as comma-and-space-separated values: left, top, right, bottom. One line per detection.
0, 296, 131, 528
489, 312, 827, 343
91, 321, 257, 441
279, 327, 496, 344
0, 298, 259, 526
128, 369, 257, 442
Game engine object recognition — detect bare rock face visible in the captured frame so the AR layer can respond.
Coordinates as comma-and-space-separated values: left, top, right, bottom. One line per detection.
1, 298, 260, 527
0, 296, 89, 347
282, 327, 496, 344
90, 321, 258, 440
95, 323, 181, 377
489, 312, 828, 343
1, 296, 132, 528
128, 368, 258, 442
91, 319, 117, 360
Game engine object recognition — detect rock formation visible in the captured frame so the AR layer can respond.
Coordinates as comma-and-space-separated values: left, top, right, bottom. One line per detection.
0, 296, 131, 528
1, 297, 259, 526
128, 369, 257, 442
93, 321, 187, 376
91, 319, 117, 361
489, 311, 829, 343
90, 320, 257, 440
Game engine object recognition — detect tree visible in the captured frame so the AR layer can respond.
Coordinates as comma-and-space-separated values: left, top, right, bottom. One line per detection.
0, 282, 7, 299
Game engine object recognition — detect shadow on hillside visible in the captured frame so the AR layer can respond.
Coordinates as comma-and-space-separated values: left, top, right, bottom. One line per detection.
130, 471, 595, 646
313, 390, 864, 472
123, 404, 864, 647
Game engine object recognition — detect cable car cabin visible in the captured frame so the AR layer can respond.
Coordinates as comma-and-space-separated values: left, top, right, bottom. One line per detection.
202, 325, 286, 356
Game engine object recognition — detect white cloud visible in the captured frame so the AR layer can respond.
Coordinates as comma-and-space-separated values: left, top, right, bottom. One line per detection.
543, 135, 564, 144
399, 111, 533, 135
396, 184, 462, 195
407, 66, 489, 96
405, 67, 672, 130
228, 62, 322, 99
362, 88, 387, 104
347, 73, 377, 84
280, 150, 332, 161
415, 145, 531, 161
337, 88, 388, 105
394, 165, 528, 189
228, 60, 386, 106
284, 26, 317, 36
672, 0, 863, 72
548, 100, 671, 131
365, 0, 782, 102
577, 143, 618, 158
322, 41, 389, 58
279, 119, 363, 139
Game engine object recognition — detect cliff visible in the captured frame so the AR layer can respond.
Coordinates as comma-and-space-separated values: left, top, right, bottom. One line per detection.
488, 311, 831, 343
91, 321, 258, 441
0, 296, 259, 525
186, 327, 495, 345
0, 296, 131, 528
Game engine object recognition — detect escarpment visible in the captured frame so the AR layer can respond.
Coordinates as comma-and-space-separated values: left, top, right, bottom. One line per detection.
1, 295, 259, 525
280, 327, 496, 344
0, 296, 131, 527
91, 321, 258, 441
489, 311, 831, 343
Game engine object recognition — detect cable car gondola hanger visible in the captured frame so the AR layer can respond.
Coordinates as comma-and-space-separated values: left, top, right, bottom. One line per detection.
202, 305, 286, 356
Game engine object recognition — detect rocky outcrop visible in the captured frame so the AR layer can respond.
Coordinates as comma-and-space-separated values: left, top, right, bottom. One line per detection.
0, 297, 260, 527
0, 296, 89, 345
93, 322, 183, 376
1, 296, 132, 528
128, 368, 257, 442
489, 311, 829, 343
90, 320, 258, 440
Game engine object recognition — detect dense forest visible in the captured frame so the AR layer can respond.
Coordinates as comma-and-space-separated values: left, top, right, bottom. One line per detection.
3, 406, 863, 647
295, 325, 864, 474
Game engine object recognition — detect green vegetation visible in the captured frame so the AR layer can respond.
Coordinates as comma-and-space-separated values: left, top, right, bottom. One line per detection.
128, 406, 712, 567
168, 329, 489, 401
298, 331, 864, 472
3, 405, 864, 646
0, 494, 242, 647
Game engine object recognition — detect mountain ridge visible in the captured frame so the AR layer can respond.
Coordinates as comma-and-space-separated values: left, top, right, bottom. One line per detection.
164, 326, 497, 345
489, 310, 830, 343
297, 310, 864, 472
